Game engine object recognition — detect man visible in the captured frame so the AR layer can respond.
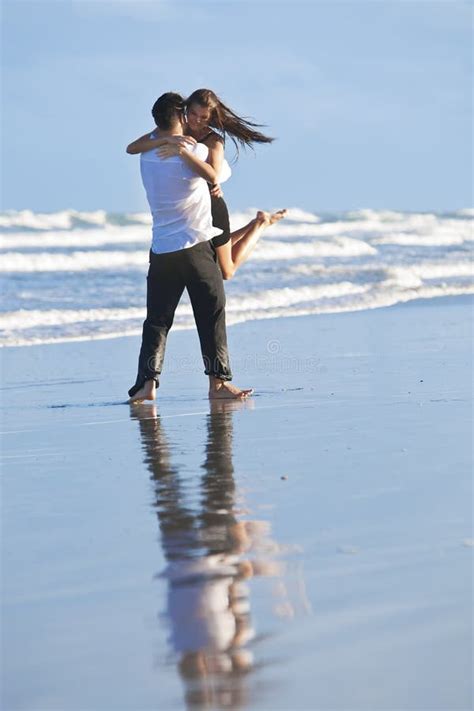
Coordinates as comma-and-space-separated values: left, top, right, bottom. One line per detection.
127, 92, 253, 402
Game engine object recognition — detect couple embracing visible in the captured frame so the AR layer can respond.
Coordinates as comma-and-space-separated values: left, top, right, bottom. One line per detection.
127, 89, 286, 403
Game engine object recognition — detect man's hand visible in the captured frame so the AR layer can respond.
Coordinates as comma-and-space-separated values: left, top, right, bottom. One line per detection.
210, 183, 224, 198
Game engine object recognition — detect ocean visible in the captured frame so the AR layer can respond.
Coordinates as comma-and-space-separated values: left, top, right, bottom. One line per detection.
1, 207, 472, 347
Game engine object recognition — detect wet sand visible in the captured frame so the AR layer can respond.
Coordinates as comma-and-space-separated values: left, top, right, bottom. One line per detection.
1, 296, 472, 711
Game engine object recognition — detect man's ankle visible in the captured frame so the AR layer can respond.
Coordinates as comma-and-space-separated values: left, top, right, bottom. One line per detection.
209, 376, 225, 390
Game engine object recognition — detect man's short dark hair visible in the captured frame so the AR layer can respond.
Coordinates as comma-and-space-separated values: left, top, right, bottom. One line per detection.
152, 92, 185, 130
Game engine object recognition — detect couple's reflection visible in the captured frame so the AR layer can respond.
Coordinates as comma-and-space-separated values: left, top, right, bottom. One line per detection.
130, 399, 287, 709
131, 401, 289, 708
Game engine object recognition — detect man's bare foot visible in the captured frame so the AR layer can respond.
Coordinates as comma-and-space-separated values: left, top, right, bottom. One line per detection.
128, 379, 157, 403
208, 377, 254, 400
255, 208, 287, 227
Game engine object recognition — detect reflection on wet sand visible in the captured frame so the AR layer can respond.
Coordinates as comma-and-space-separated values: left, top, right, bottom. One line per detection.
130, 400, 298, 709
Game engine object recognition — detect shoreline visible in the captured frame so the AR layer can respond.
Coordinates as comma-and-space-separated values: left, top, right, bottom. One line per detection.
1, 291, 472, 354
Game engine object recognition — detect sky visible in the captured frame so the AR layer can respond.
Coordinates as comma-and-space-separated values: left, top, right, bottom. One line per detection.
1, 0, 472, 213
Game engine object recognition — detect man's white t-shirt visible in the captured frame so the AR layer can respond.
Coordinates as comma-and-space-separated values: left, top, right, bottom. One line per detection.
140, 142, 223, 255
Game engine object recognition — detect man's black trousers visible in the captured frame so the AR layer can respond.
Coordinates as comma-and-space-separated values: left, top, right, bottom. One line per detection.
128, 240, 232, 397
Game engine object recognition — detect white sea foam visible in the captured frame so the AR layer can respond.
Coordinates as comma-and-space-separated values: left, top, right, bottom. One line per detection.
229, 207, 321, 229
0, 250, 148, 272
372, 231, 469, 247
1, 207, 472, 347
0, 209, 109, 230
0, 226, 150, 250
0, 283, 369, 332
0, 237, 378, 272
0, 209, 152, 231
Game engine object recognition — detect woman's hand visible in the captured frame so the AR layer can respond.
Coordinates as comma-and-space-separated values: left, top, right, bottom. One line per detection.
160, 141, 218, 183
156, 143, 182, 159
157, 135, 196, 159
210, 183, 224, 198
169, 135, 196, 146
156, 135, 196, 157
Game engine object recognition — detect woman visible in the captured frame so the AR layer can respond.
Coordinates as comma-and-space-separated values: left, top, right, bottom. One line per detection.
127, 88, 286, 279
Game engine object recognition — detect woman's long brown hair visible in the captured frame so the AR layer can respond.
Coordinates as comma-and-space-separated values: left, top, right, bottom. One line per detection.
186, 88, 274, 157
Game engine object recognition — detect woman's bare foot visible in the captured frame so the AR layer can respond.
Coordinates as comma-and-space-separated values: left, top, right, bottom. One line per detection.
255, 208, 287, 227
269, 208, 288, 224
208, 377, 254, 400
128, 379, 157, 403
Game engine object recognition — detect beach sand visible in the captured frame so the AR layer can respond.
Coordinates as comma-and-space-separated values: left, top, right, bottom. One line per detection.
1, 296, 472, 711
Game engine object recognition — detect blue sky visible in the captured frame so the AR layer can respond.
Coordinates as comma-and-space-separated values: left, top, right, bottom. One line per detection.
2, 0, 472, 213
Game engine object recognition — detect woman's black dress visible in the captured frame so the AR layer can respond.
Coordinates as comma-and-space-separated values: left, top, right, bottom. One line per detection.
210, 194, 231, 249
199, 131, 232, 250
